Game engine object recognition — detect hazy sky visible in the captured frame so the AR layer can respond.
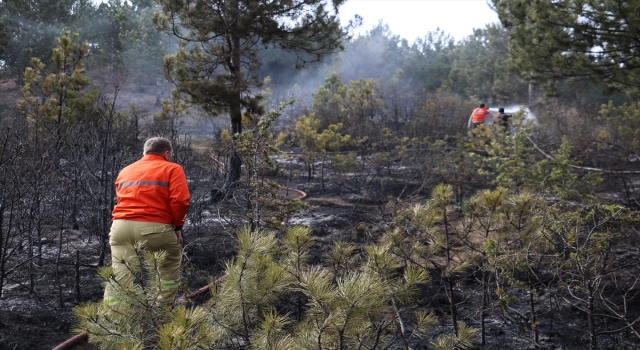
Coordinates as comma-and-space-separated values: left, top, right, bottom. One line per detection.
338, 0, 499, 42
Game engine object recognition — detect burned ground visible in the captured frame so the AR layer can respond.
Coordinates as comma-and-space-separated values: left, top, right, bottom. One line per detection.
2, 177, 640, 350
0, 185, 389, 350
1, 79, 640, 350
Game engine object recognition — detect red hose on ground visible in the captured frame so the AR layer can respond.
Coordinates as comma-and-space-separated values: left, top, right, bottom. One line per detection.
52, 332, 88, 350
281, 186, 306, 200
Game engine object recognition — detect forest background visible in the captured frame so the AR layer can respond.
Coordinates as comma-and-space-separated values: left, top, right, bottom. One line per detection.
1, 0, 640, 349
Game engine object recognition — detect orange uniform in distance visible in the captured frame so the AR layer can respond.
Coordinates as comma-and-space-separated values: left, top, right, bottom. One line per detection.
471, 107, 491, 124
111, 154, 190, 227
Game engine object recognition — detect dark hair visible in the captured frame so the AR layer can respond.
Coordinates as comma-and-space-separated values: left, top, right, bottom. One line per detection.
479, 103, 485, 108
143, 137, 172, 155
499, 107, 504, 113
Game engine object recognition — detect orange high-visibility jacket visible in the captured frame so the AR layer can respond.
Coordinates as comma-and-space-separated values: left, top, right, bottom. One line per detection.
471, 107, 491, 123
112, 154, 190, 227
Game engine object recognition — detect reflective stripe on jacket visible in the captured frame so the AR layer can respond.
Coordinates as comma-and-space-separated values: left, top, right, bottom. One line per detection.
471, 107, 491, 123
112, 154, 190, 227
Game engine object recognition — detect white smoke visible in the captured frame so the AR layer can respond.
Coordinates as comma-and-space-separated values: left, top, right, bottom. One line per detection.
489, 104, 537, 124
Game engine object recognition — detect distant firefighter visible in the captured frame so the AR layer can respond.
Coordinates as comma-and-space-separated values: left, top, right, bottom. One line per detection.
468, 103, 492, 129
494, 107, 512, 132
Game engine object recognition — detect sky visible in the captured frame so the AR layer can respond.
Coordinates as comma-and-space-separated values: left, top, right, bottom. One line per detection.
87, 0, 497, 43
338, 0, 499, 43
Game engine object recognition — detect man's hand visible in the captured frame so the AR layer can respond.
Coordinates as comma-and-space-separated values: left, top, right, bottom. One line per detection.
175, 230, 183, 245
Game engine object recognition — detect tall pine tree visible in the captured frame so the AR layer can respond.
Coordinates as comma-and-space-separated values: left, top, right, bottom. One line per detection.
492, 0, 640, 98
154, 0, 356, 195
0, 0, 79, 77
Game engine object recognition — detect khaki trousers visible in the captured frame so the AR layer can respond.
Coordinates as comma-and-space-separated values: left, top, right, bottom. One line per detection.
103, 219, 182, 307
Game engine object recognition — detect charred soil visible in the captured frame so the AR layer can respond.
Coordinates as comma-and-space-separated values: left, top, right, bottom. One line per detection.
4, 180, 640, 350
0, 185, 389, 350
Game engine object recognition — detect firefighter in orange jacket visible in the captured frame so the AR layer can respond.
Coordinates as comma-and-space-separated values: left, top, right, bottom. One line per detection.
468, 103, 493, 129
104, 137, 190, 308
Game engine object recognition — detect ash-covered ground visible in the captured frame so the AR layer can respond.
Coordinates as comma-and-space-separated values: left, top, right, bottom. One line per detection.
1, 177, 639, 350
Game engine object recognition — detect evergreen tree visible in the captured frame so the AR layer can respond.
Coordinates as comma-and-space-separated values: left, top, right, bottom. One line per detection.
315, 121, 354, 191
76, 241, 218, 350
402, 28, 456, 93
18, 31, 97, 145
76, 226, 472, 349
492, 0, 640, 98
91, 0, 139, 82
119, 1, 173, 86
311, 72, 347, 129
0, 0, 80, 77
542, 204, 633, 350
154, 0, 354, 195
292, 113, 322, 181
444, 24, 527, 103
387, 184, 475, 337
598, 101, 640, 161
